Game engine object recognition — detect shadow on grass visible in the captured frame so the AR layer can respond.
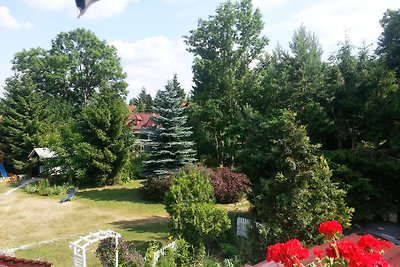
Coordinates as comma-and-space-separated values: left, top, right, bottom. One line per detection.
111, 216, 169, 234
76, 187, 149, 203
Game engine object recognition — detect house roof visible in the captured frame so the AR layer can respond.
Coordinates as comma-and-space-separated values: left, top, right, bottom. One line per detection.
28, 148, 56, 159
248, 234, 400, 267
127, 113, 158, 131
0, 255, 52, 266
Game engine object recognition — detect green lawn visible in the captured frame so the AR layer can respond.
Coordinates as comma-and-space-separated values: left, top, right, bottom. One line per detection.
1, 180, 169, 266
0, 181, 14, 194
1, 179, 249, 267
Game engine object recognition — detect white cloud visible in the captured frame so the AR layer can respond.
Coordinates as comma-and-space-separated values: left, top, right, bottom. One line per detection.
110, 36, 193, 100
253, 0, 287, 11
266, 0, 400, 55
0, 6, 32, 29
162, 0, 195, 3
22, 0, 72, 11
23, 0, 138, 19
79, 0, 140, 20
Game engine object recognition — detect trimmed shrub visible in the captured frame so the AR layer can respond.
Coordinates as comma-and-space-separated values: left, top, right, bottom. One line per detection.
141, 164, 213, 202
142, 177, 172, 202
165, 168, 231, 247
211, 168, 250, 204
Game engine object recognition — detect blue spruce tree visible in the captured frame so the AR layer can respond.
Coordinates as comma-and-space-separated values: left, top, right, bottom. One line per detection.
143, 74, 196, 177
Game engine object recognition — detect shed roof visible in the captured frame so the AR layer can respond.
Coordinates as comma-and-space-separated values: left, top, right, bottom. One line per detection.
28, 148, 56, 159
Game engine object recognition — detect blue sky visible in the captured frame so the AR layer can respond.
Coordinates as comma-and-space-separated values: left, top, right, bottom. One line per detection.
1, 0, 399, 100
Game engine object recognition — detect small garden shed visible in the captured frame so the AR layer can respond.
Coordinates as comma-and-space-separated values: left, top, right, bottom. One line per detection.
28, 148, 56, 176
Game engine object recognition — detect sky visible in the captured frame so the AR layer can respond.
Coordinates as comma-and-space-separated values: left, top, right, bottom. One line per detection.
0, 0, 399, 101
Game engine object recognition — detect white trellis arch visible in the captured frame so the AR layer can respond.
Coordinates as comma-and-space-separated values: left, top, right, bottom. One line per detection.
70, 230, 121, 267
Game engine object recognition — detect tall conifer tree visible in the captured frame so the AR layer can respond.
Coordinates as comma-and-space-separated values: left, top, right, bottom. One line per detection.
72, 86, 133, 186
143, 75, 196, 177
0, 76, 44, 172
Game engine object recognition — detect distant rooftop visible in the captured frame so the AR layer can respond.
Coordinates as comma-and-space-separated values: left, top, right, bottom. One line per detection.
28, 148, 56, 159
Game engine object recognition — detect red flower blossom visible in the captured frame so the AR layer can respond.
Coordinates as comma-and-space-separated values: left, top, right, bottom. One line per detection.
326, 240, 358, 259
357, 234, 392, 252
348, 250, 391, 267
265, 220, 393, 267
266, 239, 309, 267
312, 248, 324, 259
318, 220, 343, 238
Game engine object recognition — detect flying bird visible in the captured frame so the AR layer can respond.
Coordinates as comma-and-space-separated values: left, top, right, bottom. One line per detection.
75, 0, 101, 18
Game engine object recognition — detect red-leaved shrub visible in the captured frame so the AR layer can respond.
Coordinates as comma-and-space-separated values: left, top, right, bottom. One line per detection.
211, 167, 250, 204
142, 177, 171, 202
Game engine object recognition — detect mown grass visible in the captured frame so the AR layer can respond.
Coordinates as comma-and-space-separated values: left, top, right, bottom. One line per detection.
1, 180, 169, 267
2, 179, 249, 267
0, 181, 14, 193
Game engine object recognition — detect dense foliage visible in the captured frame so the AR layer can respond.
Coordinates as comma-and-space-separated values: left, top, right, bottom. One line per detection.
1, 3, 400, 264
211, 167, 250, 204
164, 168, 231, 247
0, 28, 133, 186
130, 87, 154, 112
0, 76, 44, 172
142, 176, 172, 202
24, 178, 71, 196
248, 110, 353, 245
186, 0, 268, 167
185, 1, 400, 224
74, 86, 132, 186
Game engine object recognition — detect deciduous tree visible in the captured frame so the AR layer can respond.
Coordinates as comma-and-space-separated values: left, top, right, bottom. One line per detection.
185, 0, 267, 167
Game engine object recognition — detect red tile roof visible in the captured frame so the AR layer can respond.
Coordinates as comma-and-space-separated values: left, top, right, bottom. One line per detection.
127, 113, 158, 131
0, 255, 52, 266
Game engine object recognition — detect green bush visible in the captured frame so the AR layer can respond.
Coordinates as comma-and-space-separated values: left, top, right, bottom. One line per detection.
174, 238, 191, 267
122, 153, 146, 182
142, 164, 214, 203
96, 238, 144, 267
142, 177, 172, 202
144, 241, 161, 267
24, 178, 71, 196
165, 168, 231, 247
157, 248, 176, 267
326, 149, 400, 221
249, 110, 353, 246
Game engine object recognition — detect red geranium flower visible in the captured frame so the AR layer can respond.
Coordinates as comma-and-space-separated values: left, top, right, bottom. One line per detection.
326, 240, 358, 259
312, 248, 324, 259
266, 239, 309, 267
357, 234, 392, 252
348, 250, 391, 267
318, 220, 343, 238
